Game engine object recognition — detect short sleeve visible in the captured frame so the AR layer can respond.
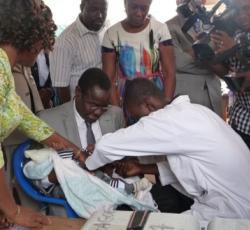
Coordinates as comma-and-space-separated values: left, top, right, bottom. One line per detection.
16, 94, 54, 142
102, 28, 115, 50
154, 20, 172, 43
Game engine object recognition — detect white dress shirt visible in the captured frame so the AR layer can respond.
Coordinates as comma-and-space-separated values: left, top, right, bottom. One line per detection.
36, 51, 49, 87
73, 101, 102, 148
86, 95, 250, 221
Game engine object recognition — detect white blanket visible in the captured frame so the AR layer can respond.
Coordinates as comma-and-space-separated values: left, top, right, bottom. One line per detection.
23, 149, 157, 218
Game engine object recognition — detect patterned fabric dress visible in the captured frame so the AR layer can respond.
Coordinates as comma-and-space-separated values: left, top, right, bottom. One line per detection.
102, 17, 172, 101
0, 48, 54, 168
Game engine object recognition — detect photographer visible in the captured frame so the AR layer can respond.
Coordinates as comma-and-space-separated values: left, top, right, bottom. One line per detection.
166, 0, 223, 117
210, 0, 250, 148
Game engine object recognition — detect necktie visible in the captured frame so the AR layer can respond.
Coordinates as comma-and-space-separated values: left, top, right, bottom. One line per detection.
85, 121, 96, 145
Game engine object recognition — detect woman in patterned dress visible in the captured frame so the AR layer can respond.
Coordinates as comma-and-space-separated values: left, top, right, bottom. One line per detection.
102, 0, 176, 107
0, 0, 84, 228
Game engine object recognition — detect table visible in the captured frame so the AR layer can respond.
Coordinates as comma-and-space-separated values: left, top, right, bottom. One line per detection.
37, 217, 85, 230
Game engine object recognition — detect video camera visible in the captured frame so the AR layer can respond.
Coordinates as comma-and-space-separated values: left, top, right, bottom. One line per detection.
177, 0, 238, 61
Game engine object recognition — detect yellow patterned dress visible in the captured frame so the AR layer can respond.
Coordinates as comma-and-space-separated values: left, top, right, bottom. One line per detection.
0, 48, 54, 168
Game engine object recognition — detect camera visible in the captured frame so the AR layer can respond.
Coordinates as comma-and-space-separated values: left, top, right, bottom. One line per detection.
178, 0, 238, 61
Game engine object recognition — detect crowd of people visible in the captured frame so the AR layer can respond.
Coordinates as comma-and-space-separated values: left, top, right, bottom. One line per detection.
0, 0, 250, 228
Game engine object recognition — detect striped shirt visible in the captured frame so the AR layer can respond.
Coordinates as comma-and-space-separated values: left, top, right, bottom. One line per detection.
50, 16, 103, 98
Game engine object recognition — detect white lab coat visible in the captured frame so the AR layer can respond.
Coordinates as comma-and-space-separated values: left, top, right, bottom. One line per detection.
86, 96, 250, 221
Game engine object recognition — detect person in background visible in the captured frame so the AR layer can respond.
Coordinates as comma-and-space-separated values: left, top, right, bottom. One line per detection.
102, 0, 175, 106
37, 68, 126, 215
39, 68, 125, 155
84, 78, 250, 222
102, 0, 176, 209
31, 49, 54, 108
50, 0, 107, 104
210, 0, 250, 148
166, 0, 222, 117
0, 0, 85, 228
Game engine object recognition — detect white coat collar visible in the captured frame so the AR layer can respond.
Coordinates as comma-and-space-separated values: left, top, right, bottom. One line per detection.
166, 95, 191, 108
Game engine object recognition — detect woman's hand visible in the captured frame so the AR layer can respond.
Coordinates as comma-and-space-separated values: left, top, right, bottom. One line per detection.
42, 132, 89, 167
74, 149, 88, 168
0, 211, 13, 229
7, 206, 50, 229
211, 30, 236, 54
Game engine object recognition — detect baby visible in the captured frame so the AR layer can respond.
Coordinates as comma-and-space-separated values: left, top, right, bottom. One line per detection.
26, 148, 150, 196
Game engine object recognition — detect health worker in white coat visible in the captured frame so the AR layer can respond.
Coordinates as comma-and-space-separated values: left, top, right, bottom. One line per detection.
84, 78, 250, 222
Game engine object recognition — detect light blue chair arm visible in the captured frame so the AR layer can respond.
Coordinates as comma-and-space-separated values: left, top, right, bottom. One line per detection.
12, 140, 78, 218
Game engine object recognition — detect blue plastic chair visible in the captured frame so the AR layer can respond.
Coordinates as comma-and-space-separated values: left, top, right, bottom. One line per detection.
12, 140, 78, 218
